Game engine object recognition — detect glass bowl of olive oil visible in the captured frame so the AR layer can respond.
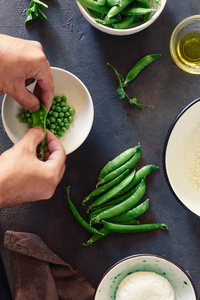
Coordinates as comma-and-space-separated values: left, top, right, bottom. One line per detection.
170, 15, 200, 74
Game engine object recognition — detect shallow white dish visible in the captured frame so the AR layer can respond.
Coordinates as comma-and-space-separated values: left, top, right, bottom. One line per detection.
94, 254, 198, 299
2, 67, 94, 155
76, 0, 167, 36
164, 98, 200, 217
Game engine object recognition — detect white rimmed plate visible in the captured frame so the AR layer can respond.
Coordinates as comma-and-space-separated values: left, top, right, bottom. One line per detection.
163, 98, 200, 217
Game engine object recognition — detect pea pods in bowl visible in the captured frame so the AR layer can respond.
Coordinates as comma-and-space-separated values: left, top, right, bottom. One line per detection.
76, 0, 167, 35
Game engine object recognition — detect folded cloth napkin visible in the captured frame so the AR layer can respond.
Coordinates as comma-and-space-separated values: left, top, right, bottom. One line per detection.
4, 230, 95, 300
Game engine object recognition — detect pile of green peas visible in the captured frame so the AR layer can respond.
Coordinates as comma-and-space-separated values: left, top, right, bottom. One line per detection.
19, 95, 75, 138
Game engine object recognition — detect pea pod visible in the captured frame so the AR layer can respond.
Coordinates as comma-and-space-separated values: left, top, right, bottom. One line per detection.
94, 184, 138, 209
121, 7, 155, 16
108, 198, 149, 223
124, 54, 161, 84
95, 17, 121, 25
83, 218, 141, 246
107, 0, 135, 19
77, 0, 109, 14
106, 0, 121, 6
90, 178, 146, 224
88, 205, 114, 221
66, 187, 104, 236
136, 0, 151, 22
32, 104, 47, 160
97, 0, 106, 5
88, 169, 136, 211
102, 221, 168, 233
98, 144, 140, 182
82, 169, 129, 206
112, 15, 136, 29
116, 164, 158, 196
97, 147, 141, 186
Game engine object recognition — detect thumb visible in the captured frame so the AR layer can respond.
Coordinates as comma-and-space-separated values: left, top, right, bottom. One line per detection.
18, 127, 45, 153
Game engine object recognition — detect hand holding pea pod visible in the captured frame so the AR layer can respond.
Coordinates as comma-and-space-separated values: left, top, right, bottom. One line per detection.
107, 54, 161, 108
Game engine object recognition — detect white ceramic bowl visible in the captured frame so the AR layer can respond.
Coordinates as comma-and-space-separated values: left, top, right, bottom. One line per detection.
94, 254, 198, 299
76, 0, 167, 36
2, 67, 94, 155
164, 98, 200, 217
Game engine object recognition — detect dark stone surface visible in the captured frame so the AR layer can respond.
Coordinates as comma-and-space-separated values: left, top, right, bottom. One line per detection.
0, 0, 200, 298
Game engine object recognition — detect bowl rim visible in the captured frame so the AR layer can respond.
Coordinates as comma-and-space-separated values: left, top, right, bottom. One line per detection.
163, 97, 200, 219
76, 0, 167, 35
94, 253, 198, 298
169, 15, 200, 74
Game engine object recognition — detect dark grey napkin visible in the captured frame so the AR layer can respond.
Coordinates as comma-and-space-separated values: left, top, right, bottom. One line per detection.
4, 230, 95, 300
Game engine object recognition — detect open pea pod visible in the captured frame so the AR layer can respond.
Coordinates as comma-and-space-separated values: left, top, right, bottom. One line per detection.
31, 104, 47, 160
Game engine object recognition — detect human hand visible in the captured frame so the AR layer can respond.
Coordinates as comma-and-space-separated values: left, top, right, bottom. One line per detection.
0, 127, 66, 208
0, 34, 54, 111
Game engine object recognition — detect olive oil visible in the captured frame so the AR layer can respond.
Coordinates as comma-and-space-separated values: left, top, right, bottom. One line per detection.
177, 31, 200, 67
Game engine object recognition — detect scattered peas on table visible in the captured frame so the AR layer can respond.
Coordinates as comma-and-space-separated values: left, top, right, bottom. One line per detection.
18, 95, 76, 139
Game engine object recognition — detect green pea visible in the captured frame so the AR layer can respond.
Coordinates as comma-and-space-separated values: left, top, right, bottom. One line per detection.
56, 126, 60, 130
55, 96, 61, 102
61, 127, 66, 132
61, 96, 67, 102
21, 118, 27, 123
22, 108, 28, 113
61, 107, 68, 113
65, 112, 70, 117
56, 106, 61, 112
68, 116, 73, 123
69, 108, 75, 115
49, 111, 53, 116
50, 129, 55, 134
52, 100, 56, 105
19, 113, 25, 119
50, 117, 56, 123
57, 118, 62, 124
25, 112, 31, 117
27, 117, 33, 124
50, 124, 56, 129
58, 130, 63, 136
60, 122, 64, 127
60, 101, 66, 107
53, 111, 59, 118
65, 123, 70, 129
51, 105, 56, 111
46, 118, 50, 125
59, 112, 64, 118
64, 118, 68, 123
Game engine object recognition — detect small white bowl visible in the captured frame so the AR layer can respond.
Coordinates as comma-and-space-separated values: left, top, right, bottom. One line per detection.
164, 98, 200, 217
94, 254, 198, 299
2, 67, 94, 155
76, 0, 167, 36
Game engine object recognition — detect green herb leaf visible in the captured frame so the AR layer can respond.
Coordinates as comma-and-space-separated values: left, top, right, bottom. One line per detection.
25, 0, 48, 25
